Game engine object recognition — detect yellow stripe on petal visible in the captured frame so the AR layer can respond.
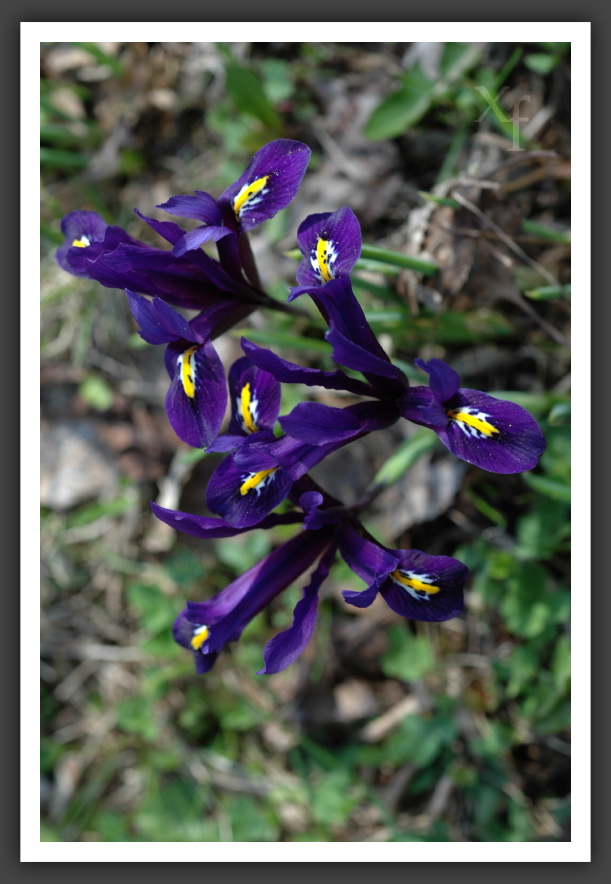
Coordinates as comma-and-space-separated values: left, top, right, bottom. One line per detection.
233, 176, 270, 218
240, 382, 258, 433
178, 345, 199, 399
316, 238, 334, 282
190, 625, 210, 650
71, 235, 91, 247
446, 409, 499, 438
390, 569, 440, 595
239, 467, 278, 496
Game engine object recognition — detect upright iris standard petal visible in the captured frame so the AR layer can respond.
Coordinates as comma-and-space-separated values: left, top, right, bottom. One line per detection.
259, 544, 337, 675
291, 206, 362, 293
400, 358, 547, 474
313, 279, 399, 370
218, 139, 311, 231
226, 356, 281, 437
164, 338, 227, 449
127, 291, 192, 345
158, 191, 232, 257
279, 402, 362, 446
158, 190, 223, 225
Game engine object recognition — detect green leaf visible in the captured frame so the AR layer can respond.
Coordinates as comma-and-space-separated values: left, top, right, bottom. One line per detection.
385, 713, 454, 768
521, 219, 571, 244
71, 41, 123, 76
418, 191, 461, 209
381, 625, 436, 682
309, 769, 364, 827
214, 531, 272, 572
221, 795, 280, 842
364, 43, 482, 140
127, 583, 178, 635
524, 284, 571, 301
360, 243, 438, 275
367, 428, 438, 493
364, 62, 434, 139
522, 474, 571, 502
501, 562, 550, 638
40, 147, 89, 169
505, 643, 540, 698
524, 53, 558, 75
225, 65, 282, 131
79, 373, 114, 411
64, 495, 134, 529
232, 328, 331, 355
116, 696, 160, 741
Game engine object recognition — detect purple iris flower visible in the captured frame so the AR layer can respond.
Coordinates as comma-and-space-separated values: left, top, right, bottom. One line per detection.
155, 480, 468, 676
204, 399, 399, 529
399, 359, 546, 474
56, 210, 140, 278
158, 140, 311, 278
336, 521, 467, 621
126, 292, 228, 449
56, 209, 274, 313
244, 256, 545, 475
170, 523, 336, 674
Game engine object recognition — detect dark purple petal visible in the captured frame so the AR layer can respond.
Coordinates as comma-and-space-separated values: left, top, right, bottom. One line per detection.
164, 338, 227, 449
133, 209, 187, 246
399, 385, 447, 429
378, 550, 468, 621
342, 580, 385, 609
218, 140, 311, 231
206, 446, 293, 528
172, 225, 232, 257
295, 207, 362, 287
60, 210, 108, 244
241, 338, 375, 398
286, 285, 313, 303
57, 212, 129, 276
279, 402, 361, 445
227, 356, 281, 437
126, 292, 194, 345
86, 244, 236, 309
206, 434, 250, 453
325, 328, 411, 400
336, 524, 398, 584
312, 278, 398, 371
151, 501, 303, 537
174, 527, 335, 676
158, 191, 222, 225
436, 389, 547, 474
415, 358, 460, 403
259, 545, 337, 675
272, 401, 399, 480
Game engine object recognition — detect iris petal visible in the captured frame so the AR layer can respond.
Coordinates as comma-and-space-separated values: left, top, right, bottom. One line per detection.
164, 339, 227, 449
218, 139, 311, 231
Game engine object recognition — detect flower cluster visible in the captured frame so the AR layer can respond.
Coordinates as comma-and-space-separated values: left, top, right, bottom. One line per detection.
58, 139, 546, 676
